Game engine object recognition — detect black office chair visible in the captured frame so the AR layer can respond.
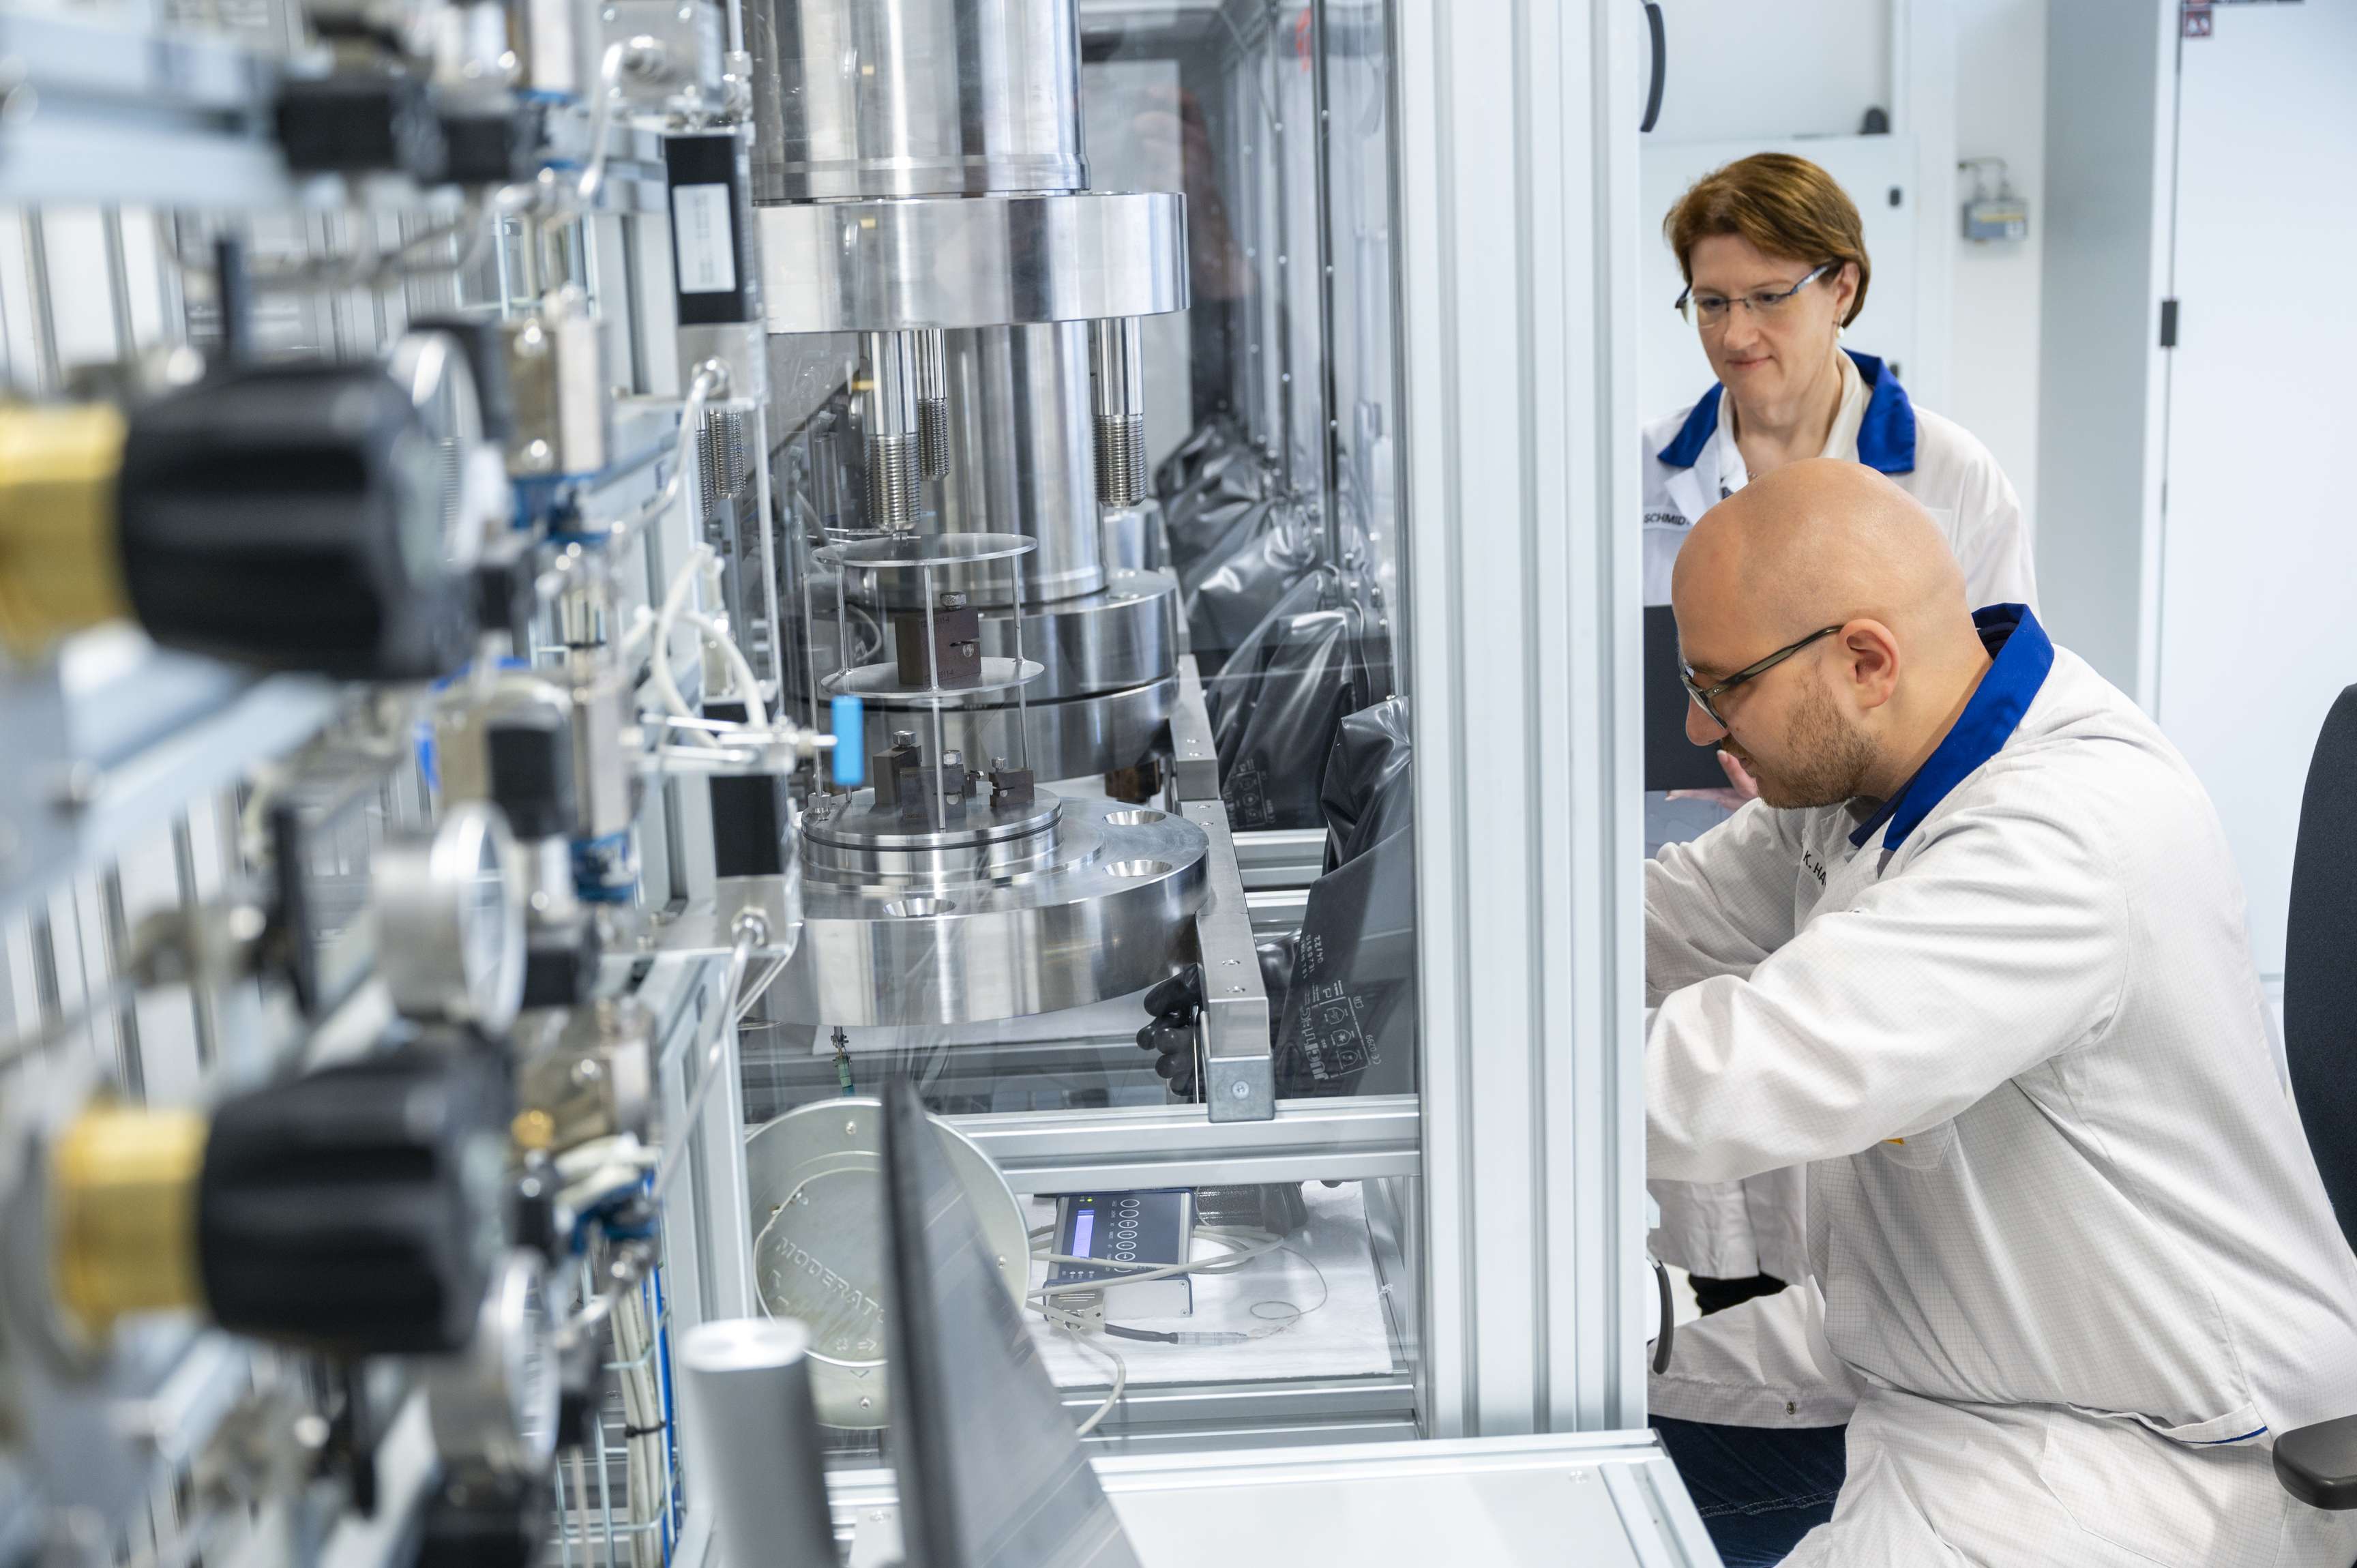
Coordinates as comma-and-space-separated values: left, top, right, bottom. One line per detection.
2272, 685, 2357, 1510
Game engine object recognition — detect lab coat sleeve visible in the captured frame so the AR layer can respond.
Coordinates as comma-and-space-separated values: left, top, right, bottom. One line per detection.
1953, 453, 2039, 612
1646, 793, 2129, 1183
1644, 803, 1805, 1005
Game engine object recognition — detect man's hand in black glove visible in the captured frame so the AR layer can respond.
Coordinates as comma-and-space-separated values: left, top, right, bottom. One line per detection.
1137, 963, 1203, 1099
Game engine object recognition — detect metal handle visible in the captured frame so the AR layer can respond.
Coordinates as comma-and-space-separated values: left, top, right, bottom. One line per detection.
1640, 3, 1666, 133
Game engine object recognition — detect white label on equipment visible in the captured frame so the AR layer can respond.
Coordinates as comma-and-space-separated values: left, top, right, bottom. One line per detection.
670, 183, 737, 295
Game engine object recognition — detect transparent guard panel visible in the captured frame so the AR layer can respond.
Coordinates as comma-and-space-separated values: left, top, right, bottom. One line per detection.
748, 0, 1421, 1453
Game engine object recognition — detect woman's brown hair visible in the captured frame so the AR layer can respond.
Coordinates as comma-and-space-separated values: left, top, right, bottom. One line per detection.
1664, 153, 1871, 326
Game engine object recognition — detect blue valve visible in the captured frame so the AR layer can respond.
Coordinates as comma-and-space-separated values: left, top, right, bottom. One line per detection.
831, 695, 866, 787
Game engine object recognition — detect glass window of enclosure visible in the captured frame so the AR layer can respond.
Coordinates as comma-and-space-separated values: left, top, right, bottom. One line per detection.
750, 0, 1415, 1128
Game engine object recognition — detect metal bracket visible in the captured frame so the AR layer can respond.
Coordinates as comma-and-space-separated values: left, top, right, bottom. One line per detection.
1168, 654, 1220, 803
1164, 655, 1271, 1120
1183, 799, 1272, 1123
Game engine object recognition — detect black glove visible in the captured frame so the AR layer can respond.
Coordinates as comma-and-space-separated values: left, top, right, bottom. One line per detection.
1136, 964, 1204, 1099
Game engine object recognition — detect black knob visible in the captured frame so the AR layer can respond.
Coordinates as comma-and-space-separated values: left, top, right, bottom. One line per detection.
486, 718, 578, 843
276, 68, 447, 181
116, 362, 474, 680
437, 104, 544, 190
412, 1468, 552, 1568
198, 1047, 512, 1357
520, 920, 598, 1011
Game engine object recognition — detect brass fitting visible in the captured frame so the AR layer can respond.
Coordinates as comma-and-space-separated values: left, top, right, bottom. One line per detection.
0, 403, 132, 660
50, 1104, 209, 1331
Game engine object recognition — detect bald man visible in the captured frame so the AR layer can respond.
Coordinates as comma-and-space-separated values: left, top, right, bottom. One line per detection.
1642, 461, 2357, 1566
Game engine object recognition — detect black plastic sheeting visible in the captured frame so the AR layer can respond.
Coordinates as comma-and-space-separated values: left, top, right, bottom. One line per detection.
1153, 415, 1248, 503
1269, 697, 1417, 1097
1206, 570, 1369, 832
1183, 494, 1324, 676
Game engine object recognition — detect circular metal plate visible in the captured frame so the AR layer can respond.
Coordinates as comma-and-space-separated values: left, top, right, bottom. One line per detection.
744, 1099, 1027, 1429
816, 531, 1039, 571
805, 787, 1062, 852
758, 192, 1189, 334
803, 572, 1178, 703
851, 677, 1178, 782
773, 797, 1207, 1026
822, 657, 1045, 700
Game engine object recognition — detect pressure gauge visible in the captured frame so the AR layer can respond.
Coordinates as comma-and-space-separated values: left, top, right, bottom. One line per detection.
388, 326, 507, 572
423, 1249, 561, 1477
376, 803, 528, 1035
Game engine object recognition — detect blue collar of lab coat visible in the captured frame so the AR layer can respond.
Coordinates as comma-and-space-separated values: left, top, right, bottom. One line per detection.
1657, 350, 1917, 476
1848, 604, 2055, 853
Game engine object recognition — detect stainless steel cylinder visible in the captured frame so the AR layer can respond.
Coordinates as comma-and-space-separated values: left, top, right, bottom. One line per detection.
935, 322, 1104, 604
677, 1320, 840, 1567
914, 329, 949, 481
859, 329, 921, 532
1088, 316, 1146, 507
745, 0, 1087, 203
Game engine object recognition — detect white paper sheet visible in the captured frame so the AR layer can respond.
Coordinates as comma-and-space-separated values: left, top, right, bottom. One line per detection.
1024, 1181, 1399, 1388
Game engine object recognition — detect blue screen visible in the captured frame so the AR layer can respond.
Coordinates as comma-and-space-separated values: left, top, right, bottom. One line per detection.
1071, 1207, 1096, 1256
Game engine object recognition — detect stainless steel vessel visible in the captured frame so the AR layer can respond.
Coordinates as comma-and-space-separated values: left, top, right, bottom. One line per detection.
743, 0, 1087, 203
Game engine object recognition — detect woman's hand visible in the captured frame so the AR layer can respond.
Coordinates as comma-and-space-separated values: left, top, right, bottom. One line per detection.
1665, 749, 1762, 812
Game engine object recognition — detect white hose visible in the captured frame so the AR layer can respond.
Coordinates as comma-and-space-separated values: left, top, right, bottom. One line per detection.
611, 366, 722, 544
682, 610, 765, 730
645, 545, 768, 730
576, 43, 627, 205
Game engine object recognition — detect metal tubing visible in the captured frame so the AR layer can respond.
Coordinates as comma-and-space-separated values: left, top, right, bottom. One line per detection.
101, 207, 138, 355
676, 1321, 837, 1568
22, 209, 61, 393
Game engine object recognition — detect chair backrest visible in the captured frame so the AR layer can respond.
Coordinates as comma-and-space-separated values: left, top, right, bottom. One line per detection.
2285, 684, 2357, 1256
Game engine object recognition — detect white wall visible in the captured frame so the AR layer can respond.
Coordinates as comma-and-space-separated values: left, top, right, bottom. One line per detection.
1648, 0, 1891, 143
1946, 0, 2047, 534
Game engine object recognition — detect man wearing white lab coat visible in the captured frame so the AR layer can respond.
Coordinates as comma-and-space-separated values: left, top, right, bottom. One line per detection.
1645, 358, 2039, 1303
1645, 460, 2357, 1565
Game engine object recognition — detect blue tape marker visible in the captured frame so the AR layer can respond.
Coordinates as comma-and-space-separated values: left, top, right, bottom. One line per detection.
831, 695, 865, 786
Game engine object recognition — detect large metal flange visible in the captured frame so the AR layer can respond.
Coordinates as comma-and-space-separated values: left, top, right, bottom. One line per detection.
757, 191, 1189, 335
771, 796, 1206, 1026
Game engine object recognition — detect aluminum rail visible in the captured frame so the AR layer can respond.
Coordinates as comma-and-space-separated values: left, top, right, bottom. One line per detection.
943, 1094, 1418, 1193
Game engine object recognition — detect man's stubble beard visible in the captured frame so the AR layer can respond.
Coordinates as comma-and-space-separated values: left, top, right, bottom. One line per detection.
1745, 681, 1879, 810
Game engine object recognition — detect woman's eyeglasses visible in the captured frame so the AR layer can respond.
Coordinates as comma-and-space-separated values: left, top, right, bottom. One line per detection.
1675, 262, 1835, 329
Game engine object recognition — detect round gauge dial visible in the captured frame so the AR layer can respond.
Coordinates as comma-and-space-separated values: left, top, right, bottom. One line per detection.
376, 803, 529, 1035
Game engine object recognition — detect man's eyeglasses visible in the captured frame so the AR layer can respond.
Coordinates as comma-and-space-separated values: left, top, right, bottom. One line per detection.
1675, 262, 1835, 328
1680, 625, 1842, 727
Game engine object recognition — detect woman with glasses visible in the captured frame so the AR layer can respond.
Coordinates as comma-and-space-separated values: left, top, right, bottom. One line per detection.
1642, 153, 2037, 1321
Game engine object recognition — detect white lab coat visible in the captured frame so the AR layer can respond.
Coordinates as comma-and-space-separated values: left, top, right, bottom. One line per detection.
1639, 351, 2038, 612
1644, 632, 2357, 1564
1644, 350, 2039, 1281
